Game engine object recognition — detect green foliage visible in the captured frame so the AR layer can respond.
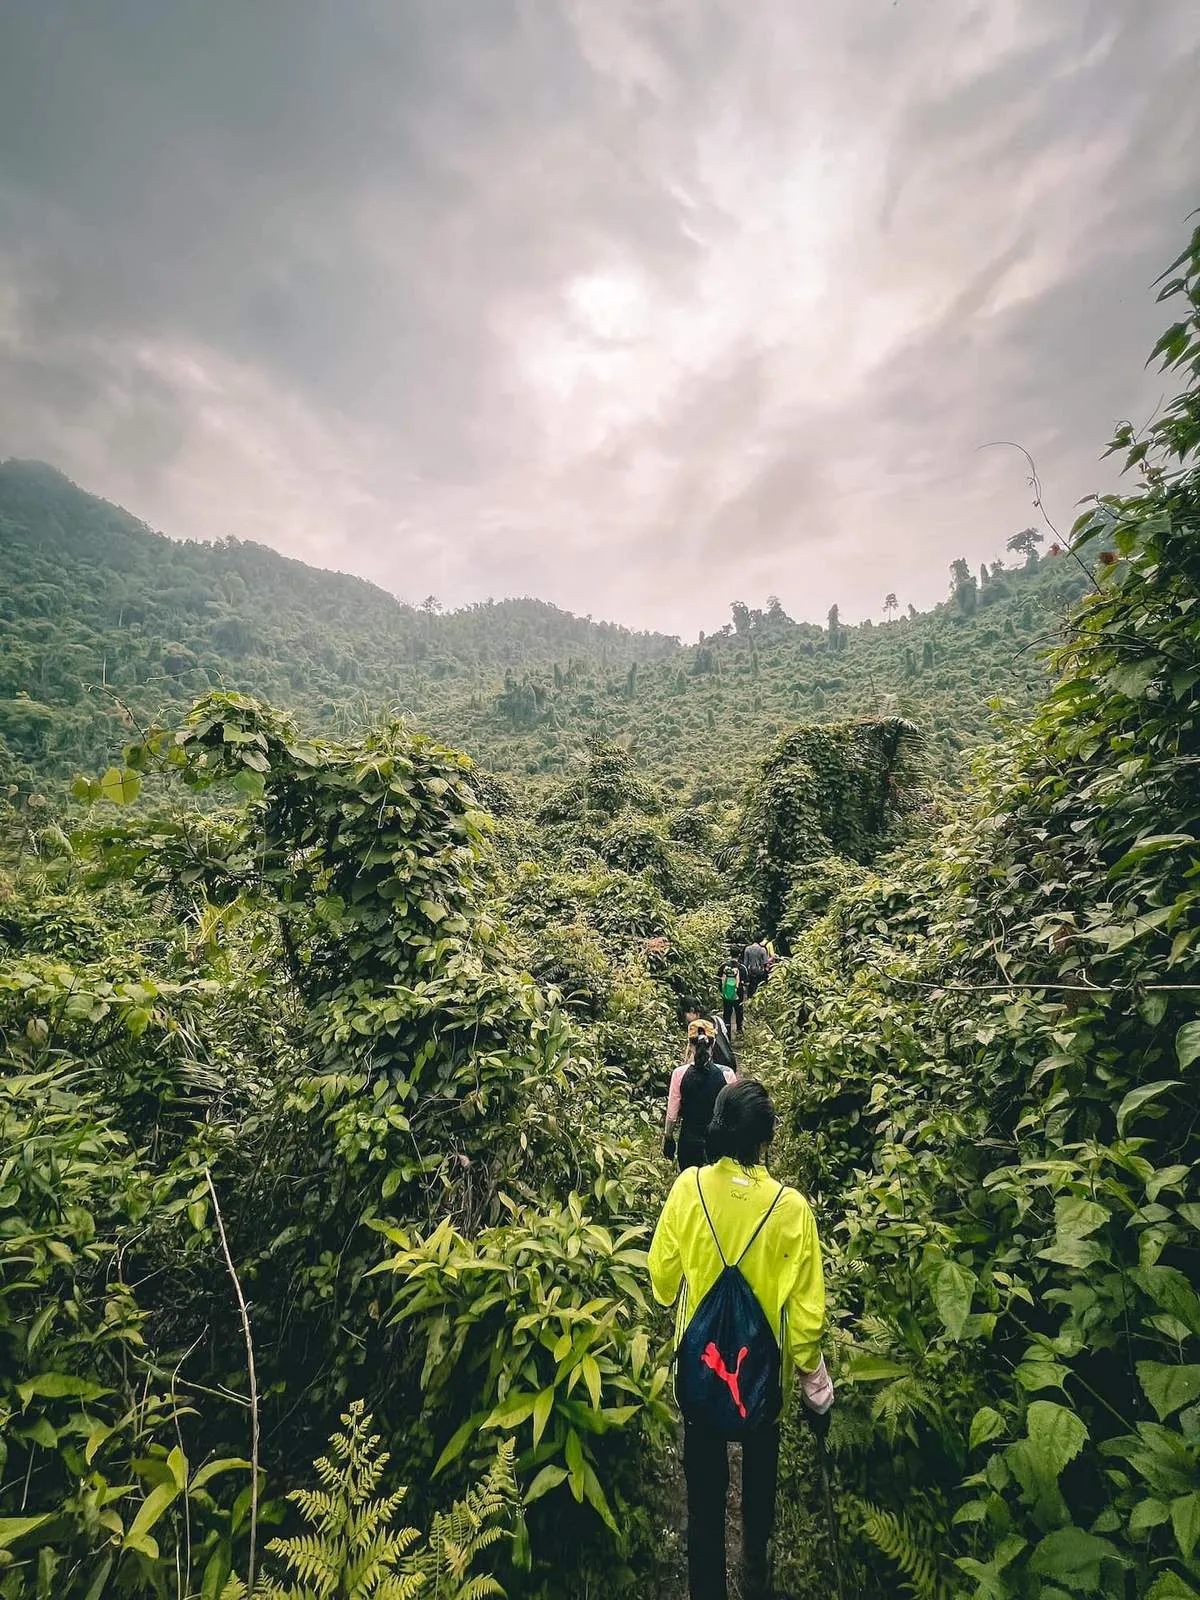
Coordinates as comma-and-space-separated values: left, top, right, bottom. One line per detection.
223, 1401, 517, 1599
375, 1194, 671, 1535
739, 716, 926, 937
856, 1501, 952, 1600
756, 215, 1200, 1600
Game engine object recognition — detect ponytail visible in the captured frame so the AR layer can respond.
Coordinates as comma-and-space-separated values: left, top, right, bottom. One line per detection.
680, 1031, 719, 1112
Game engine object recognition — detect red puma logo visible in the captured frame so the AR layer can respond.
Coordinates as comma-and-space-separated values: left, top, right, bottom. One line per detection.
701, 1342, 749, 1418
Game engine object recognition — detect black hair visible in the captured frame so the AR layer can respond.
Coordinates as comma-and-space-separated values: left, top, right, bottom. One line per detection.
707, 1078, 775, 1166
681, 996, 703, 1018
679, 1033, 720, 1112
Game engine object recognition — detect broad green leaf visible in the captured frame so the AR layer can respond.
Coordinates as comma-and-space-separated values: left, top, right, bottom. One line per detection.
17, 1373, 109, 1407
1177, 1023, 1200, 1071
969, 1406, 1006, 1449
432, 1414, 484, 1476
1129, 1497, 1170, 1535
189, 1458, 249, 1492
952, 1499, 989, 1525
1026, 1401, 1088, 1479
1148, 1573, 1200, 1599
845, 1355, 909, 1382
1172, 1492, 1200, 1560
122, 1481, 178, 1557
1116, 1080, 1181, 1136
532, 1387, 555, 1449
1014, 1360, 1068, 1393
934, 1260, 976, 1341
1112, 834, 1196, 871
483, 1392, 537, 1431
84, 1423, 115, 1465
0, 1516, 52, 1550
1137, 1363, 1200, 1422
582, 1461, 617, 1532
1029, 1526, 1120, 1591
581, 1353, 602, 1411
524, 1464, 568, 1505
630, 1330, 648, 1379
99, 766, 141, 805
565, 1427, 586, 1503
1133, 1267, 1200, 1337
1054, 1197, 1109, 1239
1105, 660, 1158, 699
231, 768, 265, 800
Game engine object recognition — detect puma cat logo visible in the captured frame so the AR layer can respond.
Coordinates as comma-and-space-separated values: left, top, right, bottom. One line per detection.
700, 1341, 749, 1418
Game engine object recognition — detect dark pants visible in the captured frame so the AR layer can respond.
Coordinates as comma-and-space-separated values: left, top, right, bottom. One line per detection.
745, 971, 766, 1000
678, 1136, 707, 1172
722, 997, 744, 1035
683, 1420, 780, 1600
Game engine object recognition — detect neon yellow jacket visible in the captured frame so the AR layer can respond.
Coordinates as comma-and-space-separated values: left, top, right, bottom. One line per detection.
647, 1158, 826, 1396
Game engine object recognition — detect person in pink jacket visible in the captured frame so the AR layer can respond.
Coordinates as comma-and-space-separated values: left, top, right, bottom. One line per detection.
663, 1020, 736, 1171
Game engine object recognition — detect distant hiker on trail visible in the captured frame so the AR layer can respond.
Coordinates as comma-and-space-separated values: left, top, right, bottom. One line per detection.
649, 1079, 833, 1600
685, 994, 736, 1068
741, 937, 770, 998
716, 954, 745, 1036
663, 1021, 736, 1172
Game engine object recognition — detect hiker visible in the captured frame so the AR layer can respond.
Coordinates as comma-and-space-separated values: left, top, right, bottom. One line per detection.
663, 1021, 736, 1172
648, 1079, 833, 1600
684, 995, 737, 1070
741, 937, 770, 999
716, 953, 745, 1036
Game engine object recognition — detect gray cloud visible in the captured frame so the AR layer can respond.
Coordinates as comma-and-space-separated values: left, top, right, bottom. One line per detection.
0, 0, 1196, 635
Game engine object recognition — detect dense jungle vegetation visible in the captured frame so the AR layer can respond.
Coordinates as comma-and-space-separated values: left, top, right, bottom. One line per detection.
0, 216, 1197, 1600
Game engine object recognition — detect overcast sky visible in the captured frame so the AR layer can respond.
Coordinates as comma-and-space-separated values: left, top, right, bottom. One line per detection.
1, 2, 1196, 637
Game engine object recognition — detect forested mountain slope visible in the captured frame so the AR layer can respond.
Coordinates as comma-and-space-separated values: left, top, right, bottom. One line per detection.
0, 220, 1196, 1600
1, 455, 1094, 786
0, 458, 676, 777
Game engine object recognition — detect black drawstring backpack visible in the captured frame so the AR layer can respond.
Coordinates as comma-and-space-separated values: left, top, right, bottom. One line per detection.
676, 1170, 785, 1437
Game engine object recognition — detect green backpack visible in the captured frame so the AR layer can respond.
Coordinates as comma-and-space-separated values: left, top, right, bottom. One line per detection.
721, 970, 739, 1003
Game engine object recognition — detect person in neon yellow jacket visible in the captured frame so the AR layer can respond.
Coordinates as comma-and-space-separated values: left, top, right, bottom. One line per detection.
648, 1079, 833, 1600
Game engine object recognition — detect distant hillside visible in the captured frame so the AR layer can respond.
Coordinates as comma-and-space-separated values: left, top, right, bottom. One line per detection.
0, 460, 677, 776
0, 459, 1096, 784
436, 546, 1098, 781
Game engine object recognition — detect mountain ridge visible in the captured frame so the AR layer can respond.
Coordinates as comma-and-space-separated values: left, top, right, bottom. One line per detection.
0, 457, 1095, 783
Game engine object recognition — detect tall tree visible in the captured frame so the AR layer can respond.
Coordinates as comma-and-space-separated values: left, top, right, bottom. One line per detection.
1006, 527, 1043, 562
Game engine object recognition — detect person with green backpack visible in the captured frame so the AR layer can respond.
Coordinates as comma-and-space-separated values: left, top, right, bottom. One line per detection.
648, 1079, 833, 1600
716, 952, 745, 1036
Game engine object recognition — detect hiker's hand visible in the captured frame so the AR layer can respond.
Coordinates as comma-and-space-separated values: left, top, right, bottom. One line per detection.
662, 1136, 676, 1161
807, 1405, 832, 1440
801, 1356, 834, 1416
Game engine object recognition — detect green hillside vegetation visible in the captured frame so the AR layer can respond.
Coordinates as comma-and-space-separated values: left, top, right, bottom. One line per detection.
0, 216, 1195, 1600
0, 459, 676, 779
1, 456, 1094, 791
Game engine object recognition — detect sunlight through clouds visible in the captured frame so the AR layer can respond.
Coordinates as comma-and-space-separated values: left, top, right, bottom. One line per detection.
0, 0, 1196, 634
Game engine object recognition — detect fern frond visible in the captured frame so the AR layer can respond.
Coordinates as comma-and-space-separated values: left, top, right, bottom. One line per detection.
230, 1405, 515, 1600
856, 1499, 952, 1600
